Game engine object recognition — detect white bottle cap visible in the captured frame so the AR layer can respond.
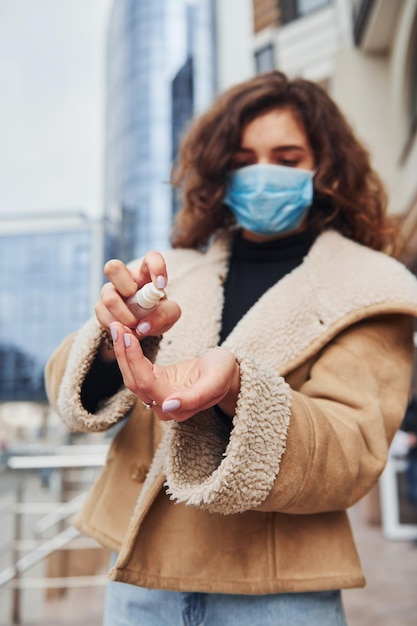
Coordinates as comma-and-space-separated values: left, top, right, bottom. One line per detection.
134, 282, 165, 309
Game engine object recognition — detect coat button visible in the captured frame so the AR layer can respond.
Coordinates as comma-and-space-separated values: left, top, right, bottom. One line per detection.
129, 463, 148, 483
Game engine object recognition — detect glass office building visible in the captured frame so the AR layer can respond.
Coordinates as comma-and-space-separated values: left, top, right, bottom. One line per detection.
0, 213, 104, 401
104, 0, 217, 260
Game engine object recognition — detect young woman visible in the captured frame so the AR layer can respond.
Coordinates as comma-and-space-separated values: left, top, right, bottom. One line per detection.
45, 71, 417, 625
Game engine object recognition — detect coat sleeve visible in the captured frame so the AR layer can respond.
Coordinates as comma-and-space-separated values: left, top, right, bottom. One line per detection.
44, 317, 160, 432
164, 314, 415, 514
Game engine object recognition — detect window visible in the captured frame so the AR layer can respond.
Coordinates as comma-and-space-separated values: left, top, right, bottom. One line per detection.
255, 44, 275, 74
281, 0, 332, 25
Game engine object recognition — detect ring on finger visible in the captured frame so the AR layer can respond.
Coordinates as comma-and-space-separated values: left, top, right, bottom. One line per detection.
142, 400, 158, 409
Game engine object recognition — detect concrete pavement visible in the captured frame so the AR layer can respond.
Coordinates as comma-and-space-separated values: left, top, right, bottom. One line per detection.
343, 503, 417, 626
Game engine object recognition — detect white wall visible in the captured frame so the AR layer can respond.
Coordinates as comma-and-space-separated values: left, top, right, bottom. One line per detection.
332, 48, 394, 202
389, 0, 417, 222
215, 0, 255, 92
332, 0, 417, 223
274, 1, 352, 82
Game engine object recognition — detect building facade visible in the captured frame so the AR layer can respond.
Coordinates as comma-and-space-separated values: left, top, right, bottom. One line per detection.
104, 0, 217, 261
251, 0, 352, 84
220, 0, 417, 271
336, 0, 417, 271
0, 213, 104, 401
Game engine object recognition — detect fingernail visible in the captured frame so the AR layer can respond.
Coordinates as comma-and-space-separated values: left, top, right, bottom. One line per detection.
110, 324, 118, 342
136, 321, 151, 335
123, 333, 131, 348
156, 275, 166, 289
162, 399, 181, 413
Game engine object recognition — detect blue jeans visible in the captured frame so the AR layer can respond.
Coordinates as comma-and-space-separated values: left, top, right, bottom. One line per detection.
103, 559, 348, 626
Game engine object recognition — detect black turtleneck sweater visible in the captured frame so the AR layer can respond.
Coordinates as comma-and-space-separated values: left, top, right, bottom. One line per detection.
219, 229, 314, 344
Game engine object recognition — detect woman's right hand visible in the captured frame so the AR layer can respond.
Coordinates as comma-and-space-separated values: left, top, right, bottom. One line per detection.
95, 252, 181, 359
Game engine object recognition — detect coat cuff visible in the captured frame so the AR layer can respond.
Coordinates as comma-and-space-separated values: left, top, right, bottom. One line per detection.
164, 349, 292, 514
56, 317, 160, 432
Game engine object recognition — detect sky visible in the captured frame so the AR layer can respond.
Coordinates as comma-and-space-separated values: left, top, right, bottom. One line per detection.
0, 0, 113, 219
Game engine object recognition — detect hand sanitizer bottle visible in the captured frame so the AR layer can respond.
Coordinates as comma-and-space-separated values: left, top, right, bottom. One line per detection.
125, 282, 165, 319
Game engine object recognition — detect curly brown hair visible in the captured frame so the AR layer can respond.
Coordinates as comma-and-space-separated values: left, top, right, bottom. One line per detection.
171, 71, 398, 251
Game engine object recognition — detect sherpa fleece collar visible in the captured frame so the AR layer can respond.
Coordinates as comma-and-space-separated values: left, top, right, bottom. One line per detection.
157, 228, 417, 375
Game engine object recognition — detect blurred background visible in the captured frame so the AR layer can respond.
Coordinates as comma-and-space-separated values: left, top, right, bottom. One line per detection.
1, 0, 417, 624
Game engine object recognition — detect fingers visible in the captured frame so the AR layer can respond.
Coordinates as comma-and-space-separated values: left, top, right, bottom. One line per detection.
161, 364, 225, 415
110, 324, 240, 425
158, 350, 239, 422
97, 283, 181, 335
103, 259, 139, 298
98, 259, 146, 330
110, 323, 159, 405
135, 299, 181, 337
95, 281, 139, 330
126, 250, 168, 292
159, 352, 238, 421
97, 253, 179, 335
111, 325, 185, 420
105, 252, 168, 295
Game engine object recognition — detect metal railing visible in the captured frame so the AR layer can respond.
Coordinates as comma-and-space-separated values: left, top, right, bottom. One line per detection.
0, 445, 109, 625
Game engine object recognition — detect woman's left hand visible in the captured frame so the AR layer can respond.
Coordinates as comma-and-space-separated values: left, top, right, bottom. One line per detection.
109, 322, 240, 421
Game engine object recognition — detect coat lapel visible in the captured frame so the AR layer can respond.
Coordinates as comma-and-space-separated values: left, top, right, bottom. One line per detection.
155, 229, 417, 375
223, 230, 417, 375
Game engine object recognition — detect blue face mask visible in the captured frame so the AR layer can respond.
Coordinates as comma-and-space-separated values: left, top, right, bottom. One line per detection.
223, 163, 314, 237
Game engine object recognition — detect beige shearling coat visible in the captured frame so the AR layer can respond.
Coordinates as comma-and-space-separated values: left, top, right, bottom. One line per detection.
45, 230, 417, 595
